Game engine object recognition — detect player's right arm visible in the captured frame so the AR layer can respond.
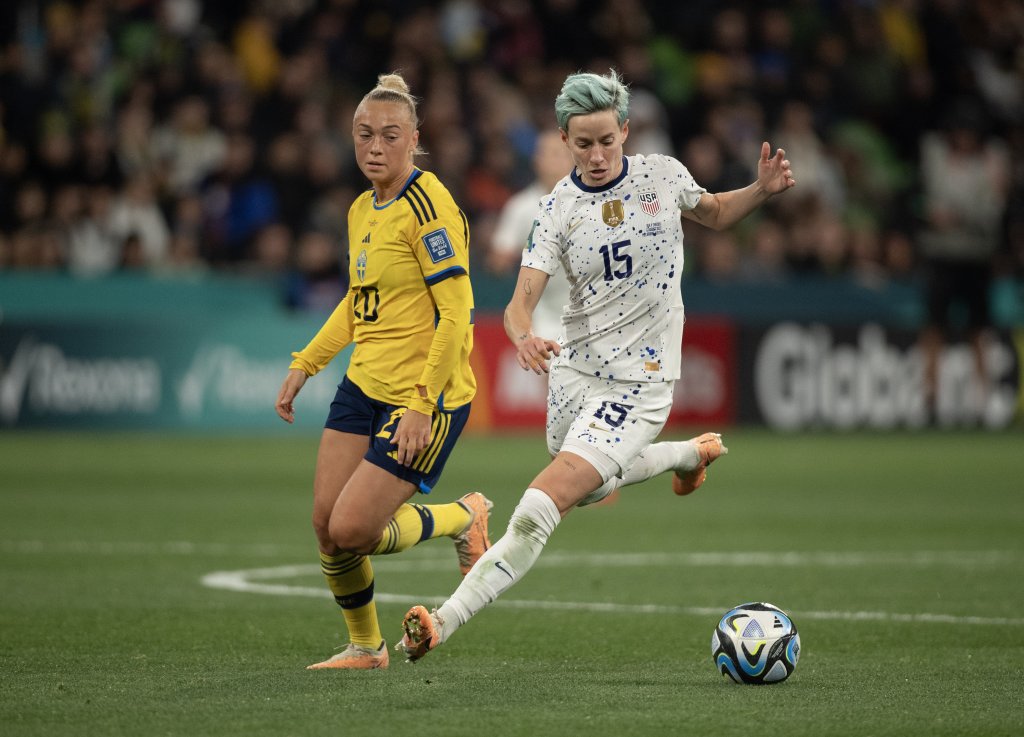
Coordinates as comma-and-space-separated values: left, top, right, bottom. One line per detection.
505, 265, 559, 374
289, 290, 356, 375
275, 291, 356, 423
275, 369, 307, 424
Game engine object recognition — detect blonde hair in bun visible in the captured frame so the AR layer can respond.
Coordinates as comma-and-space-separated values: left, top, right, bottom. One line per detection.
359, 72, 424, 156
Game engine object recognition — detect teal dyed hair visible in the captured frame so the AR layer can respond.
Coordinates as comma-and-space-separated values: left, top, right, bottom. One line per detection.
554, 70, 630, 131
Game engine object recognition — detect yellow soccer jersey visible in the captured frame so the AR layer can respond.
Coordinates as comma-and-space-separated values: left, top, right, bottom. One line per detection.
290, 168, 475, 415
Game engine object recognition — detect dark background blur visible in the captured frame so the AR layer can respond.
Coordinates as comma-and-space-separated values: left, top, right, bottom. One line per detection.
1, 0, 1021, 295
0, 0, 1022, 432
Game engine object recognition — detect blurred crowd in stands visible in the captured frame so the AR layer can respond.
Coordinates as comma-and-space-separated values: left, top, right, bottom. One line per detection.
0, 0, 1021, 314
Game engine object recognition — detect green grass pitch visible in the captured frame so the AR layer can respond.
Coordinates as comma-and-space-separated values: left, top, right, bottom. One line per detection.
2, 429, 1023, 736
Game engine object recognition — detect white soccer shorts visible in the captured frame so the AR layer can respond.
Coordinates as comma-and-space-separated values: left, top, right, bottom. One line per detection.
546, 361, 674, 495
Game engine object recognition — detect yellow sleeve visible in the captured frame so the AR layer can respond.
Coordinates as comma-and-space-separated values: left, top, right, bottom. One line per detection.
289, 291, 355, 376
407, 273, 473, 415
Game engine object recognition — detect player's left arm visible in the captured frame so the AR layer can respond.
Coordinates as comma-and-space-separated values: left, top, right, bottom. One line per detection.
392, 197, 473, 464
415, 272, 474, 412
392, 271, 473, 465
411, 213, 473, 416
683, 141, 796, 230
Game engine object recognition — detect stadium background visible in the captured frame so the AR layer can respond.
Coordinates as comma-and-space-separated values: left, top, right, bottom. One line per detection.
1, 0, 1022, 432
2, 4, 1023, 736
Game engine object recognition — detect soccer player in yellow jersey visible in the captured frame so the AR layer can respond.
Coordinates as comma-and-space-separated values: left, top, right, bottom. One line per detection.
275, 73, 491, 670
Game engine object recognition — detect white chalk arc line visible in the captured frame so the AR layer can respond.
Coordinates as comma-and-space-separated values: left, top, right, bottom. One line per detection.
5, 540, 1021, 569
200, 563, 1024, 627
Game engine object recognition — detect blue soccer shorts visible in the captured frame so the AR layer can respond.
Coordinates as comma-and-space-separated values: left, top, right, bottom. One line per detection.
325, 375, 470, 494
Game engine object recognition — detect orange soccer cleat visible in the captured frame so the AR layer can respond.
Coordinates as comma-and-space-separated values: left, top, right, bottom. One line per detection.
396, 605, 443, 663
453, 492, 493, 576
306, 641, 389, 670
673, 432, 728, 496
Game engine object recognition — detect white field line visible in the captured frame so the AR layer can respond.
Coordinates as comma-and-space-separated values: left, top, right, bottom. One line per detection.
199, 563, 1024, 627
3, 541, 1022, 569
5, 540, 1022, 625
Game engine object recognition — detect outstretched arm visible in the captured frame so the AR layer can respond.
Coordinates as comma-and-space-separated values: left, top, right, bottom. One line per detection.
683, 141, 796, 231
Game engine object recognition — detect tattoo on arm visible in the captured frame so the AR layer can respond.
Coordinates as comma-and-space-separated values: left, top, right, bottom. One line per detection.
523, 279, 533, 295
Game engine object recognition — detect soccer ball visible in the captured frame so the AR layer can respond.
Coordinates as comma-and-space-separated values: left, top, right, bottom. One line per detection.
711, 602, 800, 684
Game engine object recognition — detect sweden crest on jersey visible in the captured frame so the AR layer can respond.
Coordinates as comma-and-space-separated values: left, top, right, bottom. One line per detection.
356, 249, 368, 282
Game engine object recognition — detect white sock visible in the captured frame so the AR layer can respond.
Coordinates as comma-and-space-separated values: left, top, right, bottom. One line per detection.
618, 440, 700, 487
435, 488, 560, 643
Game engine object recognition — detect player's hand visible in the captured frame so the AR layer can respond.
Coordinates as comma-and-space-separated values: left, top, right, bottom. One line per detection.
392, 408, 432, 466
275, 368, 308, 423
756, 141, 796, 196
516, 336, 561, 374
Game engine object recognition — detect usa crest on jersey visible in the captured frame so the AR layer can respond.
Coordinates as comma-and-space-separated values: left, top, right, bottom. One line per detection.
638, 190, 661, 216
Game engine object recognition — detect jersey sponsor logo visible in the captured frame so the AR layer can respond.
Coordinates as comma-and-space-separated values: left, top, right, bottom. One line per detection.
602, 199, 625, 227
638, 190, 661, 216
356, 249, 368, 282
422, 227, 455, 263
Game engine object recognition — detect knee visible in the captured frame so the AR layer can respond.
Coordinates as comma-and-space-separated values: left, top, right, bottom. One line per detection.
326, 515, 379, 554
311, 511, 334, 552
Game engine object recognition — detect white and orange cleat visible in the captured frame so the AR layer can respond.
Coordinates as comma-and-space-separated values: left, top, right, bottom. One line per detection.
396, 605, 442, 663
306, 641, 389, 670
673, 432, 728, 496
453, 492, 493, 576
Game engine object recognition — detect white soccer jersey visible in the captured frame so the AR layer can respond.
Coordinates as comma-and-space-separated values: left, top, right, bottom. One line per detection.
523, 153, 705, 382
492, 181, 571, 341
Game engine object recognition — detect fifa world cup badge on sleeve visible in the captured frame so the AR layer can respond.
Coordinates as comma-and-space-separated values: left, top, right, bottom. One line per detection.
422, 228, 455, 263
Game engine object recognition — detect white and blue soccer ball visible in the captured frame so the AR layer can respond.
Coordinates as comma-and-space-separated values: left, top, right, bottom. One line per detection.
711, 602, 801, 684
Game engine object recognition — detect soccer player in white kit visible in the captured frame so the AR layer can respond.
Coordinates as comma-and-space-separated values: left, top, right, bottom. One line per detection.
398, 70, 796, 661
489, 129, 574, 343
